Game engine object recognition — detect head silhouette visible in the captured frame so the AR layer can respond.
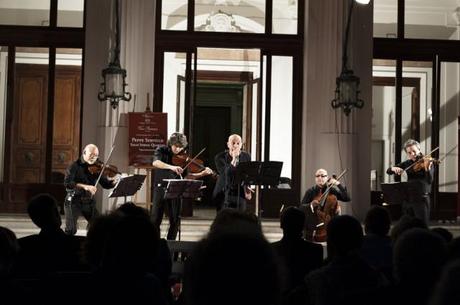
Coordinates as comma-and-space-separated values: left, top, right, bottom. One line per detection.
327, 215, 363, 258
184, 233, 280, 305
364, 205, 391, 237
280, 206, 305, 238
27, 193, 61, 230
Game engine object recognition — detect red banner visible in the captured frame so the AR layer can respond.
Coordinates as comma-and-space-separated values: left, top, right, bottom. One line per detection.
128, 112, 167, 166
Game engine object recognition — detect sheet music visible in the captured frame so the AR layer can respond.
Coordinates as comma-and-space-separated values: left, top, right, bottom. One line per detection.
163, 179, 203, 199
108, 174, 146, 198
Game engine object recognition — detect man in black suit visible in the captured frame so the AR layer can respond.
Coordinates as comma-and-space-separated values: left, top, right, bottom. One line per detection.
213, 134, 252, 211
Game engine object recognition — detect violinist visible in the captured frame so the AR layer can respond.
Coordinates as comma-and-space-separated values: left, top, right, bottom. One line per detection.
213, 134, 252, 212
300, 168, 350, 241
151, 132, 212, 240
63, 144, 119, 235
386, 139, 434, 225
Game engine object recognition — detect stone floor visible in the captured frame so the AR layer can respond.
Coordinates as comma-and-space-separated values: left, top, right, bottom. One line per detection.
1, 207, 460, 242
0, 206, 284, 242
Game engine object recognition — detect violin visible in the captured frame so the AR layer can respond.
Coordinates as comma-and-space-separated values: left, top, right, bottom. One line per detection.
411, 155, 441, 172
172, 149, 218, 178
88, 160, 120, 177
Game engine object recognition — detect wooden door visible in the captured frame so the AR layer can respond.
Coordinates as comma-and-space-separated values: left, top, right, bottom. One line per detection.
11, 64, 81, 184
52, 66, 81, 183
11, 64, 49, 183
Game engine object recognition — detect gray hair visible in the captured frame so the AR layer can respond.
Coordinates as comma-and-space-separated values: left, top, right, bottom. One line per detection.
403, 139, 420, 151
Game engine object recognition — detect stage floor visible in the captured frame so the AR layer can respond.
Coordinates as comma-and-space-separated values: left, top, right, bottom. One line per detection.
1, 207, 459, 242
0, 206, 283, 242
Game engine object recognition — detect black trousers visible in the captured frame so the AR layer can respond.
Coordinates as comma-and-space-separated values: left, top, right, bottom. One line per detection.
403, 195, 430, 225
151, 187, 181, 240
64, 194, 99, 235
223, 193, 247, 211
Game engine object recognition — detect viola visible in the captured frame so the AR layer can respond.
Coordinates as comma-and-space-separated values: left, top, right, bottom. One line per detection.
172, 149, 218, 178
88, 160, 120, 177
411, 155, 441, 172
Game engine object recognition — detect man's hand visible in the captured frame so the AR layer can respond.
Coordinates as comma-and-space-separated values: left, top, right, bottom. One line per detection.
84, 185, 97, 195
169, 165, 184, 175
244, 187, 253, 200
201, 167, 213, 176
108, 174, 121, 186
423, 159, 433, 171
329, 178, 340, 185
311, 199, 320, 208
391, 166, 404, 175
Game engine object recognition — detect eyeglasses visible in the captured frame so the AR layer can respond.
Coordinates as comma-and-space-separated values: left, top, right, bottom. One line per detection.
315, 174, 328, 178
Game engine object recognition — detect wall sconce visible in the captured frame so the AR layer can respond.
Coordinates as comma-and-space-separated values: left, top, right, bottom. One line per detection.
331, 0, 370, 116
98, 0, 131, 109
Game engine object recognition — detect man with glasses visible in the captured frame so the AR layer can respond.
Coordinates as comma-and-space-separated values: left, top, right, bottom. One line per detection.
300, 168, 350, 241
63, 144, 117, 235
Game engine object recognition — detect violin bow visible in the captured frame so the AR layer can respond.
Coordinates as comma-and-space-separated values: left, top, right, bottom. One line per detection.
403, 146, 439, 172
182, 147, 206, 171
318, 169, 348, 205
94, 145, 116, 187
438, 144, 458, 163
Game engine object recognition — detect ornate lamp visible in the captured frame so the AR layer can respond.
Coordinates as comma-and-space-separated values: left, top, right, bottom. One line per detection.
331, 0, 370, 116
98, 0, 131, 109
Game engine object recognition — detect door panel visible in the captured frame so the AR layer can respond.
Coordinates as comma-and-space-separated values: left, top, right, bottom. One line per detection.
10, 64, 81, 185
52, 67, 81, 182
12, 64, 48, 183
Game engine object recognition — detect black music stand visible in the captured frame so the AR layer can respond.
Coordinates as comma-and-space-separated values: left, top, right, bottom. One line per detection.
163, 179, 203, 240
381, 182, 408, 207
381, 181, 425, 212
235, 161, 283, 216
109, 174, 146, 202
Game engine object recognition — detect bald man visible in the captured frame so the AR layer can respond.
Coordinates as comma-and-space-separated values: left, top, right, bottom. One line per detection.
63, 144, 117, 235
213, 134, 252, 211
300, 168, 350, 241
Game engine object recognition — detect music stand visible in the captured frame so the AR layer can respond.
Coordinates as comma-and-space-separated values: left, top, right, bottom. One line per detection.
235, 161, 283, 216
163, 179, 203, 240
381, 182, 408, 206
109, 174, 146, 203
381, 181, 425, 215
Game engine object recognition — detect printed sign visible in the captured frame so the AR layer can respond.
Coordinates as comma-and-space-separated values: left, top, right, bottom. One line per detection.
128, 112, 167, 166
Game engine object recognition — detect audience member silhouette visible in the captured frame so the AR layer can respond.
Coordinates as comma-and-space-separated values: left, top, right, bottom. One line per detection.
447, 236, 460, 262
114, 202, 172, 303
390, 214, 428, 242
429, 259, 460, 305
272, 206, 323, 299
0, 226, 26, 305
304, 215, 387, 305
208, 208, 263, 238
431, 227, 453, 243
393, 228, 448, 305
184, 232, 281, 305
85, 213, 167, 305
0, 226, 19, 279
360, 205, 393, 281
16, 193, 84, 276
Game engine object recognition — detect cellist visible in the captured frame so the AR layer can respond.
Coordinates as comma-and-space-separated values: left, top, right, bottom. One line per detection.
300, 168, 350, 241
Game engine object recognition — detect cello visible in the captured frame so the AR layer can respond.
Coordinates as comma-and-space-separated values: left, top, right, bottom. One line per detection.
312, 169, 347, 242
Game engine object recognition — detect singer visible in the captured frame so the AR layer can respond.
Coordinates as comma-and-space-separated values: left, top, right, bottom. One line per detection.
213, 134, 252, 211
